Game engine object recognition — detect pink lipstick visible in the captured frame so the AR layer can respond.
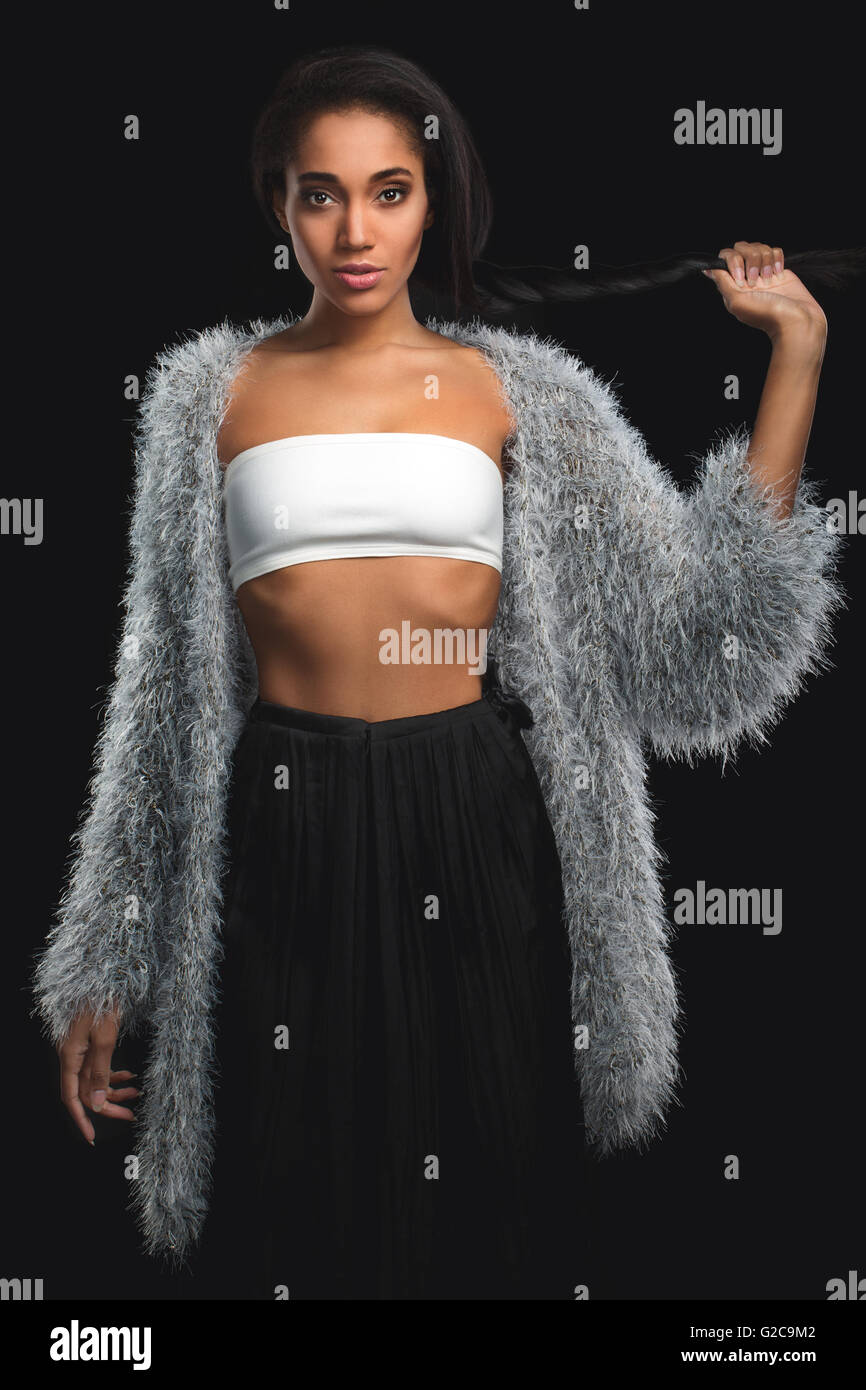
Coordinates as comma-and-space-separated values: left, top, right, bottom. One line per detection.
334, 266, 385, 290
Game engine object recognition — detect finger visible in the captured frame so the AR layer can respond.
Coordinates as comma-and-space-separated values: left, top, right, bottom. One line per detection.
717, 246, 745, 285
66, 1094, 98, 1143
744, 241, 770, 285
58, 1044, 96, 1145
758, 245, 775, 282
81, 1059, 135, 1111
107, 1069, 139, 1098
732, 240, 760, 285
91, 1099, 137, 1121
83, 1021, 118, 1114
772, 245, 784, 275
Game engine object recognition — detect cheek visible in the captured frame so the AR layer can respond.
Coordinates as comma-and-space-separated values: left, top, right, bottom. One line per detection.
395, 210, 430, 256
288, 223, 327, 274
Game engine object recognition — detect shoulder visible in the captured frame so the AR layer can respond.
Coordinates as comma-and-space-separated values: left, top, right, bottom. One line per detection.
135, 315, 293, 431
126, 318, 251, 455
507, 326, 631, 432
431, 315, 630, 430
144, 314, 294, 386
135, 324, 230, 423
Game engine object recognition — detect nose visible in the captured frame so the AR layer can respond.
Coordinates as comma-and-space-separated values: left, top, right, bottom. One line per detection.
339, 198, 374, 251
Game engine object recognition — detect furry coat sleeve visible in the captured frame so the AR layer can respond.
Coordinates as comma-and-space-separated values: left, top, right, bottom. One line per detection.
562, 356, 846, 768
30, 352, 191, 1047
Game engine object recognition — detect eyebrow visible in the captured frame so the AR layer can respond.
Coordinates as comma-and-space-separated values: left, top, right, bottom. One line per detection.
296, 167, 415, 184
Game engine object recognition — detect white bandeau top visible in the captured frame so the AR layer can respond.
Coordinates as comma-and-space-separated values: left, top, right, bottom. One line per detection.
222, 432, 505, 593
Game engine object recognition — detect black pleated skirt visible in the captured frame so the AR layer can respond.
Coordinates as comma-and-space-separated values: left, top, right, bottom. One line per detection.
191, 674, 589, 1300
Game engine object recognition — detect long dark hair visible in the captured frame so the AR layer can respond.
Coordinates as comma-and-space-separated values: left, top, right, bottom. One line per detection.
250, 43, 864, 318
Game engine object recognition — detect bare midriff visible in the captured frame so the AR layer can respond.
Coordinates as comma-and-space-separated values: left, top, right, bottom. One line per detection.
218, 331, 515, 723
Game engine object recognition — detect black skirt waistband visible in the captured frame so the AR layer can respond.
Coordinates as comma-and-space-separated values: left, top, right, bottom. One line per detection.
248, 693, 493, 741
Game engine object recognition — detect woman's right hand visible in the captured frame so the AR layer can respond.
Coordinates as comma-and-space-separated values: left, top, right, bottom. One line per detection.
57, 1008, 141, 1144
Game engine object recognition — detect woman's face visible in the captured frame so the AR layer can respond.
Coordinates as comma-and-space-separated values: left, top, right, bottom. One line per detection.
272, 108, 434, 314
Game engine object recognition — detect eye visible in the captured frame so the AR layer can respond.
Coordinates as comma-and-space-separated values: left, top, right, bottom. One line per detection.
377, 184, 409, 203
300, 184, 409, 207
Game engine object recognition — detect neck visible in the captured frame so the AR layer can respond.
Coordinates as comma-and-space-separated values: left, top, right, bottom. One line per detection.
280, 283, 435, 352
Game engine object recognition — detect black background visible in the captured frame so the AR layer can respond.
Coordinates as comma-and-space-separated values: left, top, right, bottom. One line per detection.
6, 0, 863, 1321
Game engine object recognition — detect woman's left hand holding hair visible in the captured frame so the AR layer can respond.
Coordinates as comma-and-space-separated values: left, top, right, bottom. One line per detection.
702, 241, 828, 346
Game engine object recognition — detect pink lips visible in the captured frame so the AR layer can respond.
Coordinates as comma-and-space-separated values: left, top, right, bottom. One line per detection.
334, 269, 384, 290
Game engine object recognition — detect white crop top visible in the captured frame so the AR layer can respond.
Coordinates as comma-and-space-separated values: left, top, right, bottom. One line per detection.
222, 433, 504, 593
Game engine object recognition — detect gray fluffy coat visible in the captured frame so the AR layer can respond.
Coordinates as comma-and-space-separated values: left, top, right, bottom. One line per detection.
30, 311, 846, 1265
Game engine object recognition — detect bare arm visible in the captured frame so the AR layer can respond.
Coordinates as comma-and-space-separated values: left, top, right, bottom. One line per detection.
747, 328, 827, 518
703, 240, 829, 519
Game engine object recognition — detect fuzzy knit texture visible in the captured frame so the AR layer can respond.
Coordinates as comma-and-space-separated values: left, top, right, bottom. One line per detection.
30, 310, 847, 1267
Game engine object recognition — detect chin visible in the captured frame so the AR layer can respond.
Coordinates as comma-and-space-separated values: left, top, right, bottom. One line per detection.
328, 296, 382, 315
328, 290, 395, 315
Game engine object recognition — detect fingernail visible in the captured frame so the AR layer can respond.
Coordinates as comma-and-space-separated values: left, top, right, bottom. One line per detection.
774, 260, 782, 274
734, 267, 745, 284
92, 1091, 105, 1111
748, 266, 759, 282
88, 1139, 95, 1147
762, 264, 773, 279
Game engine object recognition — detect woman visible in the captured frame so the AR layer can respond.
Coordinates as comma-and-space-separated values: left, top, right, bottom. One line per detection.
31, 45, 847, 1300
